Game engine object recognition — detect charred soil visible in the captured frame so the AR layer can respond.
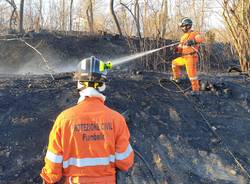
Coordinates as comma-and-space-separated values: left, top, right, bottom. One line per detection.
0, 33, 250, 184
0, 71, 250, 184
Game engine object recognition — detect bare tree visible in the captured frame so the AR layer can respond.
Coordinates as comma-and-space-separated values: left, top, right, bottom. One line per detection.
5, 0, 18, 31
39, 0, 43, 30
223, 0, 250, 72
120, 2, 141, 39
62, 0, 65, 30
19, 0, 24, 33
134, 0, 140, 37
200, 0, 205, 31
143, 0, 149, 37
86, 0, 94, 34
69, 0, 73, 31
110, 0, 122, 35
159, 0, 168, 38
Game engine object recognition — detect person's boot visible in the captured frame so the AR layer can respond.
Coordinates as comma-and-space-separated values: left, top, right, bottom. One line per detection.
185, 90, 201, 96
170, 76, 181, 84
200, 81, 209, 91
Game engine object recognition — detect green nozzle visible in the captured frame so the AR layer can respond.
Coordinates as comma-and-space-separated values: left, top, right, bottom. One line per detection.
100, 60, 112, 72
105, 61, 112, 69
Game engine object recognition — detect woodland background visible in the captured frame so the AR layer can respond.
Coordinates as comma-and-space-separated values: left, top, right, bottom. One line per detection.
0, 0, 249, 72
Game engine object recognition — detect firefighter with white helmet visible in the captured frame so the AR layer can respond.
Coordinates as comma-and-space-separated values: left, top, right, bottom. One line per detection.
40, 56, 134, 184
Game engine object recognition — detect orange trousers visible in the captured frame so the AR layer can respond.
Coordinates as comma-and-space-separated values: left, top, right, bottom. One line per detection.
172, 55, 200, 91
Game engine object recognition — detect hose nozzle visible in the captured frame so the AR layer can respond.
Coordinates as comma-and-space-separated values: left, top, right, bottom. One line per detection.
100, 60, 112, 72
105, 61, 112, 69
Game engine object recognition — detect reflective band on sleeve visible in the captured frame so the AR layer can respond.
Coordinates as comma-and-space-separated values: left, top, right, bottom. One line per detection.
115, 144, 133, 161
63, 155, 115, 168
190, 76, 198, 80
46, 150, 63, 163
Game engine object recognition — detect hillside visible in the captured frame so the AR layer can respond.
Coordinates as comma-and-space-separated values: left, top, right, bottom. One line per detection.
0, 70, 249, 184
0, 33, 249, 184
0, 32, 130, 74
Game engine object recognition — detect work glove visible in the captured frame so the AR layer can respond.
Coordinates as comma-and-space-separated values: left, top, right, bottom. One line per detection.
174, 47, 179, 53
186, 39, 196, 46
174, 46, 182, 54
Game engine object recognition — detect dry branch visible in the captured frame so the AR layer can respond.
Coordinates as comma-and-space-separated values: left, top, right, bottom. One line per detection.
120, 2, 141, 39
20, 38, 55, 79
0, 37, 55, 79
223, 0, 250, 72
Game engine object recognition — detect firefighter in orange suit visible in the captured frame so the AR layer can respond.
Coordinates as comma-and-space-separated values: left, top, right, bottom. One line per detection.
171, 18, 204, 92
40, 56, 134, 184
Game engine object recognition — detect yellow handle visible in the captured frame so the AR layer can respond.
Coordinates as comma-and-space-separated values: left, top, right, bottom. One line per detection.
99, 61, 105, 72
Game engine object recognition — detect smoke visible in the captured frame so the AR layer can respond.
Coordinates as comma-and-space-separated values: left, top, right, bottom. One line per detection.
0, 45, 79, 75
0, 47, 161, 75
0, 40, 178, 75
53, 59, 79, 73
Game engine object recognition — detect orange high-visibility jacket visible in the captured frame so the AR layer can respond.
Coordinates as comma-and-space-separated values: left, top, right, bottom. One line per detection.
176, 31, 204, 56
40, 97, 134, 183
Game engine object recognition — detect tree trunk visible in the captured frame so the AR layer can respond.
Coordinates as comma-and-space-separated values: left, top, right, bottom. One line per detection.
89, 0, 94, 33
110, 0, 122, 36
200, 0, 205, 31
143, 0, 148, 37
86, 0, 94, 34
69, 0, 73, 31
120, 2, 141, 39
223, 0, 250, 72
19, 0, 24, 33
239, 52, 250, 72
160, 0, 168, 38
6, 0, 18, 31
242, 0, 250, 72
134, 0, 141, 38
62, 0, 65, 31
39, 0, 43, 29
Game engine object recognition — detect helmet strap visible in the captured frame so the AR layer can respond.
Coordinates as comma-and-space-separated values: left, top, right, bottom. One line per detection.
181, 25, 192, 33
97, 83, 106, 92
78, 81, 104, 91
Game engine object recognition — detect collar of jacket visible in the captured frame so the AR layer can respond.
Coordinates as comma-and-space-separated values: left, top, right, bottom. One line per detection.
77, 87, 106, 104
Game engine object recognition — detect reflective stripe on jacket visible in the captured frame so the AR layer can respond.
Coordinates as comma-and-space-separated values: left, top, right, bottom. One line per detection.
40, 97, 134, 183
176, 30, 204, 56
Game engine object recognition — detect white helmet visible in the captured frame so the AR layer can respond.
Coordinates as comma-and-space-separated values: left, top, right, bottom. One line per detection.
74, 56, 111, 91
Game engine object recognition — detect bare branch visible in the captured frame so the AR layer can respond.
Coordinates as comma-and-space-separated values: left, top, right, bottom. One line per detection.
20, 38, 55, 78
0, 37, 55, 78
120, 2, 141, 39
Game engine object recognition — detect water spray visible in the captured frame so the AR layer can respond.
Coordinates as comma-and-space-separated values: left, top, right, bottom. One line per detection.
110, 42, 180, 66
95, 42, 179, 75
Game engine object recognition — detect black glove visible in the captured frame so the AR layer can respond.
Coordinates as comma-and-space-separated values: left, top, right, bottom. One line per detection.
186, 39, 196, 46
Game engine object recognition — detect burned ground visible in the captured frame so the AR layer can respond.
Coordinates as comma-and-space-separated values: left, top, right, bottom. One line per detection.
0, 33, 130, 74
0, 33, 250, 184
0, 70, 249, 184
